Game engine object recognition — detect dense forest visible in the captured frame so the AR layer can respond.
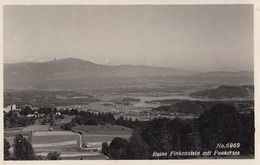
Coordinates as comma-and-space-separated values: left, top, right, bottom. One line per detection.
103, 103, 254, 159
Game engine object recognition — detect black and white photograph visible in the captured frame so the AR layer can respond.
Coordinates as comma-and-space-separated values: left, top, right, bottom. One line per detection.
2, 1, 258, 162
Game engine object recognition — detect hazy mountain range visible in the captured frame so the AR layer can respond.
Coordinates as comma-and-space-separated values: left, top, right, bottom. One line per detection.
4, 58, 254, 90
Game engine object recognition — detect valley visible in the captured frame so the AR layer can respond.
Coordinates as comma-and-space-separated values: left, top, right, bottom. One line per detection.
3, 58, 254, 160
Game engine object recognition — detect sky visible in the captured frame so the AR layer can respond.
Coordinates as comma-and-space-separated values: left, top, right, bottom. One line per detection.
4, 5, 253, 72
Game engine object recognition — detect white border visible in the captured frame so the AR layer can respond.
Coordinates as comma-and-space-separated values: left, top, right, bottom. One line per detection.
1, 0, 256, 5
0, 1, 259, 165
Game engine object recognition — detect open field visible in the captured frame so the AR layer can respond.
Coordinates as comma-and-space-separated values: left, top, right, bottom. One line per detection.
4, 127, 25, 131
72, 124, 133, 144
23, 124, 50, 132
32, 131, 80, 152
32, 135, 78, 144
4, 127, 25, 137
72, 124, 133, 135
81, 134, 131, 143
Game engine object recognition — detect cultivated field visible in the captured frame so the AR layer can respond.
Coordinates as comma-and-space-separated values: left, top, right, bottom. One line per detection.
72, 124, 133, 135
31, 131, 81, 153
23, 124, 50, 132
72, 124, 133, 144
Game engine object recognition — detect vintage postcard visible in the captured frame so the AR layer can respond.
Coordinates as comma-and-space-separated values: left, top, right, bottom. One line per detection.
0, 0, 259, 165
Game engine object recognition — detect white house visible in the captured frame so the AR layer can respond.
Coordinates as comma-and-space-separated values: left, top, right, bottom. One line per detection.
4, 104, 18, 112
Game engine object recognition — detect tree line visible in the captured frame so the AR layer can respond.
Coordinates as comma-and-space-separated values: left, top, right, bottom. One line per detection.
4, 106, 143, 129
60, 110, 143, 130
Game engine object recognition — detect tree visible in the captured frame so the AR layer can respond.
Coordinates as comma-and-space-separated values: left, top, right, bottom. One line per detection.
127, 132, 149, 159
45, 107, 53, 115
141, 118, 171, 156
101, 142, 110, 157
4, 138, 11, 160
140, 118, 196, 158
8, 111, 18, 127
20, 106, 34, 116
25, 140, 36, 160
60, 122, 73, 130
41, 118, 47, 125
238, 111, 254, 155
71, 118, 77, 126
47, 151, 62, 160
109, 137, 129, 159
4, 112, 10, 128
13, 134, 36, 160
49, 112, 55, 126
198, 103, 243, 151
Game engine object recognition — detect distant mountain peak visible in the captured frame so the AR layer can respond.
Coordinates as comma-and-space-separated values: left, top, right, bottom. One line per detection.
46, 58, 95, 64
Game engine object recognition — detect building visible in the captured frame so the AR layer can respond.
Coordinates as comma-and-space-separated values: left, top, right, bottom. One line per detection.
56, 112, 61, 116
4, 104, 20, 112
27, 114, 37, 118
